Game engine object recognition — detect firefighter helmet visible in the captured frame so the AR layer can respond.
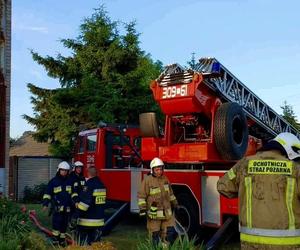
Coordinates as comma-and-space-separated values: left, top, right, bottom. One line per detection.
272, 132, 300, 160
74, 161, 84, 168
150, 157, 164, 173
57, 161, 71, 171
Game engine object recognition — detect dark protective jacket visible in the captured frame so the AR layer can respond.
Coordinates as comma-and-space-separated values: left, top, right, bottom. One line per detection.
138, 174, 177, 220
68, 171, 86, 196
217, 150, 300, 248
76, 176, 106, 227
42, 173, 75, 213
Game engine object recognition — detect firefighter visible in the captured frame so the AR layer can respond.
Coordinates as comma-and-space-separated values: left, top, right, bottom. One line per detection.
138, 157, 178, 246
68, 161, 86, 229
68, 161, 86, 210
217, 132, 300, 250
42, 161, 74, 246
69, 161, 86, 193
76, 166, 106, 245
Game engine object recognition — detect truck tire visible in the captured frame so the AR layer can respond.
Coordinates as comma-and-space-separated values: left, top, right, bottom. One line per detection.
175, 192, 199, 237
214, 102, 248, 160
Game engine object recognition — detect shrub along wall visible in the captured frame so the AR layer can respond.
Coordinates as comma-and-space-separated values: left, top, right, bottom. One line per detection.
0, 198, 47, 250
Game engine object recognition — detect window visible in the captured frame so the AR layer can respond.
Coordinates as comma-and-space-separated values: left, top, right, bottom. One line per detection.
78, 136, 84, 153
87, 134, 97, 152
112, 135, 130, 145
112, 135, 121, 145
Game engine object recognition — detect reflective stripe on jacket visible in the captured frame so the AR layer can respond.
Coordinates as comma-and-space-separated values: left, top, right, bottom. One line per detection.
138, 174, 177, 220
42, 173, 75, 211
217, 150, 300, 246
69, 172, 86, 194
77, 176, 106, 227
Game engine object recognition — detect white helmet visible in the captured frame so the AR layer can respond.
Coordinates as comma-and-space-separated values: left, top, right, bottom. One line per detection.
150, 157, 164, 173
74, 161, 84, 168
272, 132, 300, 160
57, 161, 71, 171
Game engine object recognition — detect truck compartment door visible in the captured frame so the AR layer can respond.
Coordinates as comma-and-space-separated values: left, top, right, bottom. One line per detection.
201, 175, 221, 226
130, 168, 142, 213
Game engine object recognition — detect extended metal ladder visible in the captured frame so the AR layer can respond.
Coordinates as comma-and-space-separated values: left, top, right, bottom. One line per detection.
158, 58, 300, 140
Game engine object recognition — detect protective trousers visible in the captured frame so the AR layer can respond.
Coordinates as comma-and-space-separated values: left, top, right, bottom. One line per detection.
147, 216, 177, 245
241, 242, 300, 250
77, 225, 102, 245
52, 212, 69, 244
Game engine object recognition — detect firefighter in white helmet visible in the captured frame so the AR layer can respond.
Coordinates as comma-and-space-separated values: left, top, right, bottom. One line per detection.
68, 161, 86, 229
217, 132, 300, 250
69, 161, 86, 195
42, 161, 76, 246
138, 157, 178, 246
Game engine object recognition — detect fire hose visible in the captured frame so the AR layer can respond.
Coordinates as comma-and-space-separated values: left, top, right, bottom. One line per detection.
27, 209, 74, 245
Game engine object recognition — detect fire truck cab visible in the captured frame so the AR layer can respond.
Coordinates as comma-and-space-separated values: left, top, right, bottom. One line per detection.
74, 124, 142, 205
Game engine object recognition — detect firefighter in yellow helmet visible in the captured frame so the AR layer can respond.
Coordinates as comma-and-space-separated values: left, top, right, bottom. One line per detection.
217, 132, 300, 250
138, 157, 178, 246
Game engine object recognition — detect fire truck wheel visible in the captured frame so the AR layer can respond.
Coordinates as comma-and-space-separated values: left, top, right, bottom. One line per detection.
175, 192, 199, 237
214, 102, 248, 160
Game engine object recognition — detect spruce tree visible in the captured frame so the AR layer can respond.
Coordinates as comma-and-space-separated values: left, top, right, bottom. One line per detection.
24, 8, 162, 157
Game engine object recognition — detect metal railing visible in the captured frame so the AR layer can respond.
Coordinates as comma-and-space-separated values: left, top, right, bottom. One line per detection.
156, 58, 300, 140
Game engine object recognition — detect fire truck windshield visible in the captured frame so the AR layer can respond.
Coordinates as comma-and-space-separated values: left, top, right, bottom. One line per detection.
87, 134, 97, 152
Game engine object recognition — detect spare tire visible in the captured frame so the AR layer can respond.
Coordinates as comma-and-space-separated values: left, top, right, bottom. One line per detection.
139, 112, 160, 138
214, 102, 248, 160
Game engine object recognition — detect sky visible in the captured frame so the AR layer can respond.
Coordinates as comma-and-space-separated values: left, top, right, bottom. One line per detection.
11, 0, 300, 138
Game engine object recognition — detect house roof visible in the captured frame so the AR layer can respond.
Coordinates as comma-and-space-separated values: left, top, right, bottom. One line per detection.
10, 132, 51, 157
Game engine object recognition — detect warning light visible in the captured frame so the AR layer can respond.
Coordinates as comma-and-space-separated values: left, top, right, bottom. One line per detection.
211, 62, 221, 74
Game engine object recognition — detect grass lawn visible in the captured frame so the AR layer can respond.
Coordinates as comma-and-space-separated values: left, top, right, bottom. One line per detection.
26, 203, 52, 228
25, 203, 240, 249
103, 215, 147, 250
26, 204, 148, 249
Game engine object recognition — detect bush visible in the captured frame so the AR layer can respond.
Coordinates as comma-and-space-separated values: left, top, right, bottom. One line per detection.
137, 235, 202, 250
21, 231, 47, 250
0, 213, 31, 239
65, 241, 117, 250
0, 239, 20, 250
0, 198, 30, 249
0, 198, 48, 250
0, 198, 30, 231
0, 197, 26, 217
23, 183, 47, 203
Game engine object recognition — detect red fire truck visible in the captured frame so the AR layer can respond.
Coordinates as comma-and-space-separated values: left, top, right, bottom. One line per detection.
74, 58, 299, 246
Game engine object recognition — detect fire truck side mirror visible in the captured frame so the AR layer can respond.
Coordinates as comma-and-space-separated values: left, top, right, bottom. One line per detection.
139, 113, 160, 138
